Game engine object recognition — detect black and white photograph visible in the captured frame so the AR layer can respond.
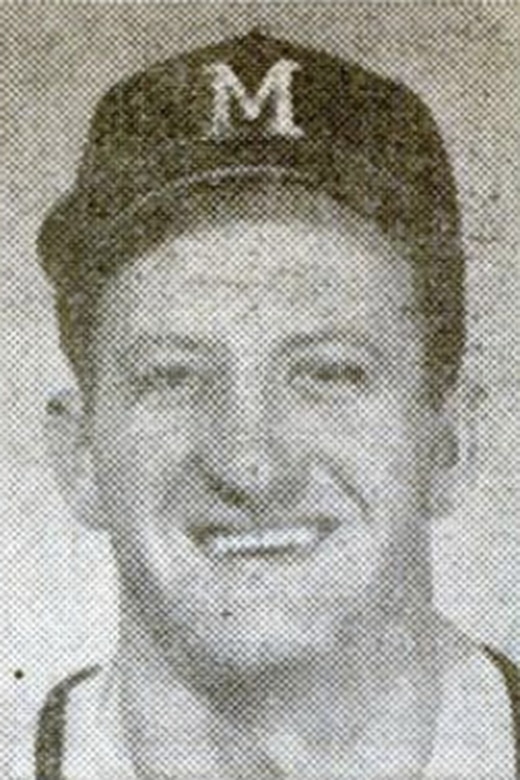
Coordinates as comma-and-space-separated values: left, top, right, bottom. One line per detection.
3, 2, 520, 777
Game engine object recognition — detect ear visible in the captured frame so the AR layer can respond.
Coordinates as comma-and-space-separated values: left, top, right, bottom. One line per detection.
428, 379, 484, 518
44, 389, 103, 530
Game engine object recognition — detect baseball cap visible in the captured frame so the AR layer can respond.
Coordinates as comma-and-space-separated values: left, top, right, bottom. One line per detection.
37, 29, 464, 395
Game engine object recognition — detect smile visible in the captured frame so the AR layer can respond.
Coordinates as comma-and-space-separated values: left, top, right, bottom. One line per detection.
191, 517, 340, 561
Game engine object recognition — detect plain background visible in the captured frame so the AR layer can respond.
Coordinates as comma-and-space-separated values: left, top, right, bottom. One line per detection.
2, 0, 520, 770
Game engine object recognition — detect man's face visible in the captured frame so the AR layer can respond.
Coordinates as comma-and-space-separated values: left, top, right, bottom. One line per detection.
85, 189, 448, 678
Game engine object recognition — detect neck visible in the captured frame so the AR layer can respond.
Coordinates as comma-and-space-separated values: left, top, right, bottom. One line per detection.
115, 601, 442, 779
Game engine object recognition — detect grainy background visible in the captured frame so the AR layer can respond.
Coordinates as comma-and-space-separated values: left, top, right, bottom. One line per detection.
2, 0, 519, 771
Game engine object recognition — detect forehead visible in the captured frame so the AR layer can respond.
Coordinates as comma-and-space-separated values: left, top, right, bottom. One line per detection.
95, 185, 418, 348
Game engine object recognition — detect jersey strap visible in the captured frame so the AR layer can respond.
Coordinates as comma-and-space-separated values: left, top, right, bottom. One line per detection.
484, 646, 520, 779
35, 665, 101, 780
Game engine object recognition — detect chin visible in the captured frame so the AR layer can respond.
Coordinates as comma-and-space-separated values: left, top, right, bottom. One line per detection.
173, 599, 345, 690
119, 543, 399, 682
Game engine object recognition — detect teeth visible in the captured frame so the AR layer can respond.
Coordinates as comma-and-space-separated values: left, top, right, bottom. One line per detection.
206, 526, 321, 559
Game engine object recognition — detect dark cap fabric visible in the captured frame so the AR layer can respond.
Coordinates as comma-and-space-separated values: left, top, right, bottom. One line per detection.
38, 30, 465, 397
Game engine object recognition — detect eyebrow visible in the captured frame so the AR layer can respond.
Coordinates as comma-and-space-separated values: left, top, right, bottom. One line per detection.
279, 328, 388, 363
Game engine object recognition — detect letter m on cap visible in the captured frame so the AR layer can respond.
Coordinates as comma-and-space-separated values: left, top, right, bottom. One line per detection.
204, 59, 304, 139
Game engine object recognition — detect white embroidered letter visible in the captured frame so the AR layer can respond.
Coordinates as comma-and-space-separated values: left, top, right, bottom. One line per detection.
204, 59, 304, 139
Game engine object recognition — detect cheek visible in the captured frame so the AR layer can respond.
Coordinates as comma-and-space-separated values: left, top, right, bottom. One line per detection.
280, 393, 430, 503
89, 407, 199, 522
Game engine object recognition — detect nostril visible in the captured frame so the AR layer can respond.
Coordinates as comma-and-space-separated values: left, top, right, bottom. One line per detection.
199, 466, 251, 509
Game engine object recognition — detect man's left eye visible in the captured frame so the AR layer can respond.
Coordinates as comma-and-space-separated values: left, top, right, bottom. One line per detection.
308, 362, 368, 386
289, 359, 371, 396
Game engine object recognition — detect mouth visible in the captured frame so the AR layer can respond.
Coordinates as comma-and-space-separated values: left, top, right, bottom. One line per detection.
189, 516, 340, 561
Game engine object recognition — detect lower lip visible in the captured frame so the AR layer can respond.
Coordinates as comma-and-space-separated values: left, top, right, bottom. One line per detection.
197, 518, 340, 562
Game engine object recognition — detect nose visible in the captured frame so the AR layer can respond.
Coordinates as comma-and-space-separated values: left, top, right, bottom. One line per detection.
220, 429, 278, 497
192, 376, 299, 509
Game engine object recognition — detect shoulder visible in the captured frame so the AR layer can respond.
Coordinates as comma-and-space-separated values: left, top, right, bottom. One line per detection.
10, 666, 103, 780
426, 629, 519, 779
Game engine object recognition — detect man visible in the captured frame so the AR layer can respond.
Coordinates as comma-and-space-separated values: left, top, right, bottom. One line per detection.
20, 29, 519, 779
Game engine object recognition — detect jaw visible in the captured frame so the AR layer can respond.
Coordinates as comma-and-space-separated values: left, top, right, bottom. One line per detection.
115, 551, 431, 692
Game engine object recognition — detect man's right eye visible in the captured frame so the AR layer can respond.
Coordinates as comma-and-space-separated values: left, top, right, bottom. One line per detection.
129, 364, 200, 400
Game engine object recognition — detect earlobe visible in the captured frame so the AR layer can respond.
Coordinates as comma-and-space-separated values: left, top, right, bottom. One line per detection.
44, 389, 103, 530
446, 378, 483, 482
428, 380, 482, 518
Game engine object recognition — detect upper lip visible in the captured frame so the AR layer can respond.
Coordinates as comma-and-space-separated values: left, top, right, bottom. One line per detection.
183, 470, 368, 560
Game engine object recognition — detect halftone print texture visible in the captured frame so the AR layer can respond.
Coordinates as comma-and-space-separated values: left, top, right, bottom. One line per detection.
3, 2, 520, 778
